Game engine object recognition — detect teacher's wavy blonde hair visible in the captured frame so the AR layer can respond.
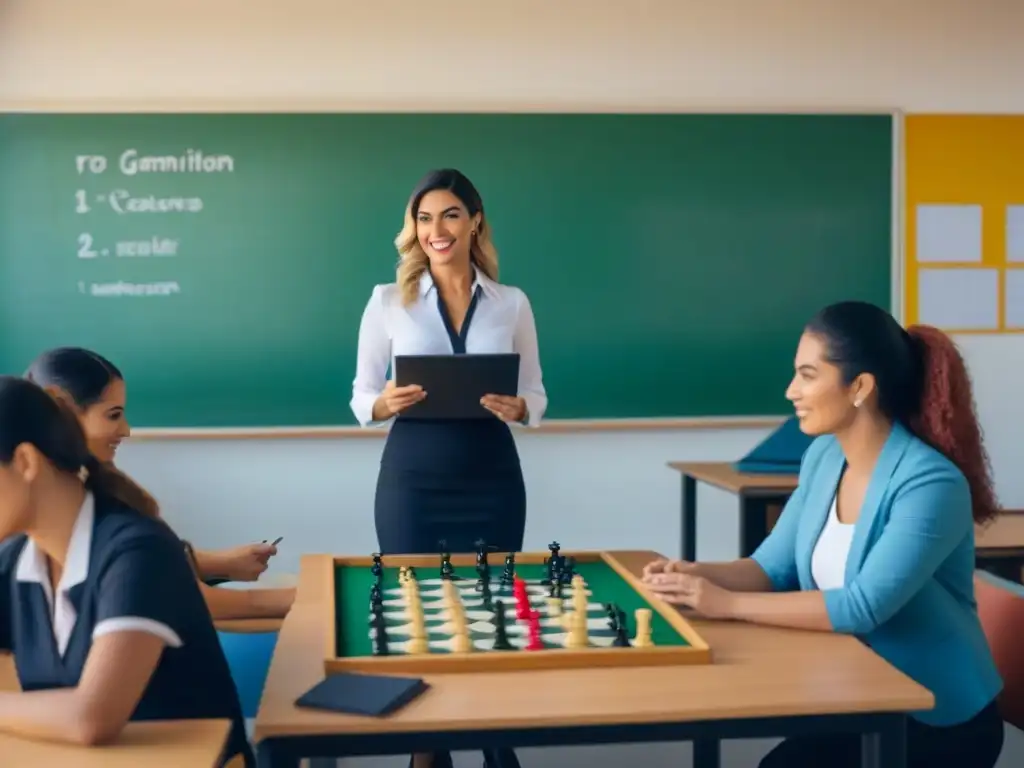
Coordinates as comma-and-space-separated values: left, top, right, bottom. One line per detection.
394, 169, 499, 306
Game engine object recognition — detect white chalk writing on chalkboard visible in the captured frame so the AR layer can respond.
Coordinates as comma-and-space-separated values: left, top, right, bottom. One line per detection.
75, 150, 235, 176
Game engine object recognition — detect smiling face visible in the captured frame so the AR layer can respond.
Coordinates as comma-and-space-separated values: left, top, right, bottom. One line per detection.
415, 189, 480, 269
75, 378, 130, 463
785, 331, 864, 436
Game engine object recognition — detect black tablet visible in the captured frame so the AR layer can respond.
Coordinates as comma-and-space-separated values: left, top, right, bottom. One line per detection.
394, 353, 520, 420
294, 673, 429, 716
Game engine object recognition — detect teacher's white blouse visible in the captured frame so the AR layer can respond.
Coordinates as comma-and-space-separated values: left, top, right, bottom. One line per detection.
350, 269, 548, 427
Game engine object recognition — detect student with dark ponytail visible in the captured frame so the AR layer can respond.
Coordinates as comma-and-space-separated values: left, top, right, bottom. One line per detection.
26, 347, 295, 620
0, 376, 252, 766
642, 301, 1004, 768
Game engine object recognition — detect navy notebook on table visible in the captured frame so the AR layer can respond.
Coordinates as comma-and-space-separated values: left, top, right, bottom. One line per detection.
733, 416, 813, 474
295, 673, 429, 716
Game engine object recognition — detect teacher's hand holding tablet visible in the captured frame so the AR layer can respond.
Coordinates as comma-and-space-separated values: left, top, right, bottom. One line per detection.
372, 379, 426, 419
481, 393, 526, 422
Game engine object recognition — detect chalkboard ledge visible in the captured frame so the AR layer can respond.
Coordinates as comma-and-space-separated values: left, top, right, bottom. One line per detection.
127, 416, 786, 441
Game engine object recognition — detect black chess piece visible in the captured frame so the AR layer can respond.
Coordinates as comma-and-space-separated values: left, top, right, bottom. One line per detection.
612, 607, 630, 647
370, 558, 383, 584
369, 584, 383, 612
500, 553, 516, 587
370, 613, 390, 655
438, 539, 455, 580
612, 624, 631, 647
491, 600, 514, 650
615, 607, 629, 633
548, 541, 561, 559
560, 556, 576, 585
474, 538, 490, 568
441, 556, 455, 580
479, 579, 494, 609
603, 603, 619, 630
475, 558, 491, 591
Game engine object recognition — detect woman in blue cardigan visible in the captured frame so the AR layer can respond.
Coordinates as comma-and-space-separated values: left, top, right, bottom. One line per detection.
643, 301, 1004, 768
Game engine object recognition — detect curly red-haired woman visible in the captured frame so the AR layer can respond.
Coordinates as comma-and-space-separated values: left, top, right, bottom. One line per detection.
643, 301, 1004, 768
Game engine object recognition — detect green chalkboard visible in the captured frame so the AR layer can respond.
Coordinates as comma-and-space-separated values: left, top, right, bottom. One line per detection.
0, 113, 893, 428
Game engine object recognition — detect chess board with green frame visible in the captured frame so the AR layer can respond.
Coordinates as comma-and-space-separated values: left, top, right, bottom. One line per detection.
316, 549, 713, 675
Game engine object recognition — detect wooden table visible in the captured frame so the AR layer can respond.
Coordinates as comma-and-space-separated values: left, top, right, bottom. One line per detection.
254, 551, 932, 768
667, 462, 798, 561
0, 719, 232, 767
1, 653, 231, 766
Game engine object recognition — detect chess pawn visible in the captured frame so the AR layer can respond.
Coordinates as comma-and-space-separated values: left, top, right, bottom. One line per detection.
450, 623, 473, 653
442, 579, 459, 603
564, 615, 588, 649
406, 611, 429, 654
406, 632, 429, 654
633, 608, 654, 647
559, 612, 574, 632
571, 576, 588, 615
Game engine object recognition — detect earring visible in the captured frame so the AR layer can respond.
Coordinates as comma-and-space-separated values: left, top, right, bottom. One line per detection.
77, 465, 90, 483
854, 400, 863, 408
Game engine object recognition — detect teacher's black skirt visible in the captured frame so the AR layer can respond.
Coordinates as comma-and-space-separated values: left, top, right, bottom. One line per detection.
374, 417, 526, 555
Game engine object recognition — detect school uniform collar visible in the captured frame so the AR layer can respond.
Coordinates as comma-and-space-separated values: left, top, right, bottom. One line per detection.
15, 492, 94, 655
16, 491, 94, 590
418, 267, 500, 300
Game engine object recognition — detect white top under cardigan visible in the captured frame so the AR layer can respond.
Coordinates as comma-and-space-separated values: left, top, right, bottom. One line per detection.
810, 495, 856, 590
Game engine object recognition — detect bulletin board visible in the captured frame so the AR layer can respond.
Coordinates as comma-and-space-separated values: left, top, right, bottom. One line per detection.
904, 114, 1024, 333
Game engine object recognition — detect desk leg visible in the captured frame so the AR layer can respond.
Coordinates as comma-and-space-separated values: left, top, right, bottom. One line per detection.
693, 738, 720, 768
681, 474, 697, 561
861, 715, 906, 768
738, 496, 770, 558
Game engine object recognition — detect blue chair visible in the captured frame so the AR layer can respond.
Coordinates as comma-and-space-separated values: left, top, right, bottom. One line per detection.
217, 627, 280, 718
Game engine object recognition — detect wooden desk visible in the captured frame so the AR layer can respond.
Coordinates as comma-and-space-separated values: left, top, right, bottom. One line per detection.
667, 461, 798, 561
254, 551, 931, 768
1, 652, 230, 766
668, 462, 1024, 578
0, 719, 231, 767
976, 511, 1024, 581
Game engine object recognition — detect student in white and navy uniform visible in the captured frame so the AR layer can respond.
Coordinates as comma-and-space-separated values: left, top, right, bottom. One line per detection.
25, 345, 296, 622
351, 168, 547, 556
0, 376, 252, 767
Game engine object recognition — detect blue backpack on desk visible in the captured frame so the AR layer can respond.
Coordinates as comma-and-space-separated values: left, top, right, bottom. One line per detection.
734, 416, 812, 474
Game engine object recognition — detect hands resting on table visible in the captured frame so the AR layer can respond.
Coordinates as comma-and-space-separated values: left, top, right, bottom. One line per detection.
641, 558, 738, 619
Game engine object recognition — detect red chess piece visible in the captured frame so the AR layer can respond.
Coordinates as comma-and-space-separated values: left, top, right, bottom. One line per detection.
513, 576, 531, 619
524, 610, 544, 650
